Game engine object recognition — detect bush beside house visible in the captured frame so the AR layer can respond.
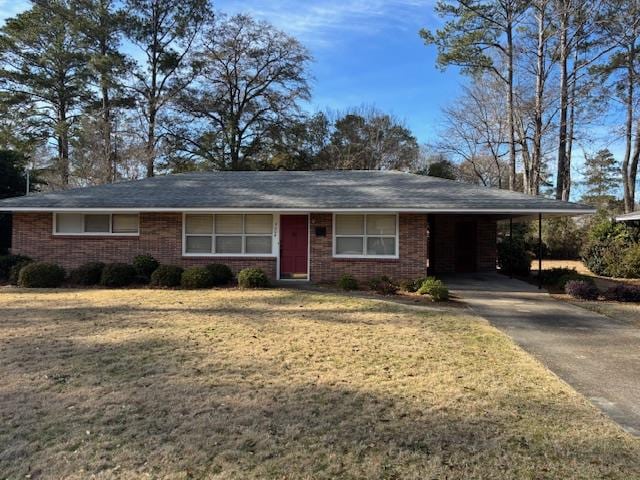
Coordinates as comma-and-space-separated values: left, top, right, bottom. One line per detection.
18, 262, 66, 288
181, 267, 215, 289
100, 263, 137, 287
69, 262, 105, 285
150, 265, 184, 287
237, 268, 269, 288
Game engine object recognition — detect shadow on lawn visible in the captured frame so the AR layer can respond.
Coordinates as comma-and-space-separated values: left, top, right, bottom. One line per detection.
1, 295, 640, 479
0, 328, 640, 478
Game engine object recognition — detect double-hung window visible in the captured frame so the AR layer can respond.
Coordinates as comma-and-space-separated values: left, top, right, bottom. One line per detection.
334, 214, 398, 257
184, 214, 274, 255
54, 213, 139, 235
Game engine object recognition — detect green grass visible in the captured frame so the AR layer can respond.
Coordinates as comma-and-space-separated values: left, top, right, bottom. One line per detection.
0, 288, 639, 479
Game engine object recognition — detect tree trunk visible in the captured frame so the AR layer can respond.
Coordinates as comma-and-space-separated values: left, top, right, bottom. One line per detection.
146, 104, 156, 177
555, 2, 570, 201
623, 42, 636, 213
630, 118, 640, 210
58, 102, 70, 187
532, 0, 546, 196
506, 18, 517, 191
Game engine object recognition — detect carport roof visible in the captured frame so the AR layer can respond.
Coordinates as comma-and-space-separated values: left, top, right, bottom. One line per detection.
0, 170, 595, 214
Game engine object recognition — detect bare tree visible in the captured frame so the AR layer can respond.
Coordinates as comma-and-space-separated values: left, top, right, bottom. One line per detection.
124, 0, 209, 177
173, 14, 311, 170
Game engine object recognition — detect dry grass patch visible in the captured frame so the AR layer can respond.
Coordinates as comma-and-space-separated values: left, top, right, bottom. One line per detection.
1, 288, 639, 479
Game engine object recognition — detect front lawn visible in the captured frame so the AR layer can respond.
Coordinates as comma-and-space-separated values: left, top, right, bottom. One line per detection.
1, 288, 639, 479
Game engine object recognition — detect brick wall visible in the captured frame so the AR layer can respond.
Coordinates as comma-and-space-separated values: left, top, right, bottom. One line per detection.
309, 213, 429, 283
11, 211, 495, 282
430, 214, 497, 273
11, 212, 277, 279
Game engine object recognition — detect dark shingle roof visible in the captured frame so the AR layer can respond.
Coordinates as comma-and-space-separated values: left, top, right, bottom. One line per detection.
0, 170, 594, 213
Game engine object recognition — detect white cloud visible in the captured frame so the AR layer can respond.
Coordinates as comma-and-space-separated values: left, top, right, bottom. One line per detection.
218, 0, 435, 47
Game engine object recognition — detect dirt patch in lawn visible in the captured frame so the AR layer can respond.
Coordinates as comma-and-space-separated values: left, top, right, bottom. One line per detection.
1, 288, 639, 479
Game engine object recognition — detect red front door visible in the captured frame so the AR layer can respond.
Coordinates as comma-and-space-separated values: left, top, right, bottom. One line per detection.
280, 215, 308, 279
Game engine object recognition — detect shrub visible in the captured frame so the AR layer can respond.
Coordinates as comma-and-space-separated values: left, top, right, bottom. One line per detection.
133, 254, 159, 280
619, 244, 640, 278
337, 274, 358, 291
603, 284, 640, 302
100, 263, 137, 287
181, 266, 214, 289
540, 267, 578, 286
497, 239, 532, 276
0, 254, 31, 282
400, 276, 429, 293
581, 216, 640, 277
417, 277, 449, 301
69, 262, 105, 285
237, 268, 269, 288
555, 273, 593, 290
542, 217, 584, 259
9, 258, 34, 285
368, 276, 398, 295
150, 265, 183, 287
17, 262, 66, 288
206, 263, 233, 286
564, 280, 599, 300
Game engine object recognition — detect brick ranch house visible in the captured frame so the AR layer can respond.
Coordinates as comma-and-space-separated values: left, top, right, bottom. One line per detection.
0, 171, 593, 283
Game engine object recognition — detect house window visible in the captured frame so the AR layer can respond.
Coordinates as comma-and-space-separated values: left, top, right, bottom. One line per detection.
54, 213, 139, 235
184, 214, 273, 256
334, 214, 397, 257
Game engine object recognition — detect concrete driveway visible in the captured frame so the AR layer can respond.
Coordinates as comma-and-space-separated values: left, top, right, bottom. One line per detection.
445, 273, 640, 436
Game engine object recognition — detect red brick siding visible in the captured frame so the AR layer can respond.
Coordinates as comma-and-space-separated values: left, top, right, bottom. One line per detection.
11, 212, 276, 279
309, 213, 429, 283
431, 214, 497, 273
11, 211, 496, 282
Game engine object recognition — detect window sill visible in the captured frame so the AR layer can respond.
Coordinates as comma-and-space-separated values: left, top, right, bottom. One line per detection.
331, 256, 400, 262
182, 254, 276, 259
51, 234, 140, 239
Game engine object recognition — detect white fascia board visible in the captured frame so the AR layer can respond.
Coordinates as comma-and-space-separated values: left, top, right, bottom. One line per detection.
2, 206, 597, 215
616, 212, 640, 221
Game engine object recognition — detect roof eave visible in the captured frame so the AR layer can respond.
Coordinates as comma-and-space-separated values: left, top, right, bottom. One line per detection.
0, 206, 597, 215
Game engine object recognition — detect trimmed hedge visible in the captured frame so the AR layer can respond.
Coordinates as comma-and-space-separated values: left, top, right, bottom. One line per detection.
181, 267, 214, 289
603, 284, 640, 302
564, 280, 599, 300
100, 263, 137, 287
540, 268, 578, 286
0, 254, 31, 282
18, 262, 66, 288
206, 263, 233, 286
368, 276, 398, 295
337, 274, 358, 291
237, 268, 269, 288
133, 254, 159, 280
417, 277, 449, 301
150, 265, 184, 287
69, 262, 105, 285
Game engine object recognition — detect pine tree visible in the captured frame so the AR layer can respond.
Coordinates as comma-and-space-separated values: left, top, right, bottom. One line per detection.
0, 0, 91, 187
581, 148, 622, 209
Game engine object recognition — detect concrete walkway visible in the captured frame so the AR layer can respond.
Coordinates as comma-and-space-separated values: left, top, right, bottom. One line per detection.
445, 273, 640, 436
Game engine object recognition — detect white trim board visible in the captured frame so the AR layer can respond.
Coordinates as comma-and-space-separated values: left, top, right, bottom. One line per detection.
5, 207, 596, 215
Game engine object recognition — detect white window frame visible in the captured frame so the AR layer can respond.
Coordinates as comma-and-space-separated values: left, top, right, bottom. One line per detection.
182, 213, 277, 257
332, 213, 399, 259
52, 212, 140, 236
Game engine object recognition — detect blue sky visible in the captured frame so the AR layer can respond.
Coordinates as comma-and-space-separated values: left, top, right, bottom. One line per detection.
1, 0, 456, 146
214, 0, 456, 144
1, 0, 626, 199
